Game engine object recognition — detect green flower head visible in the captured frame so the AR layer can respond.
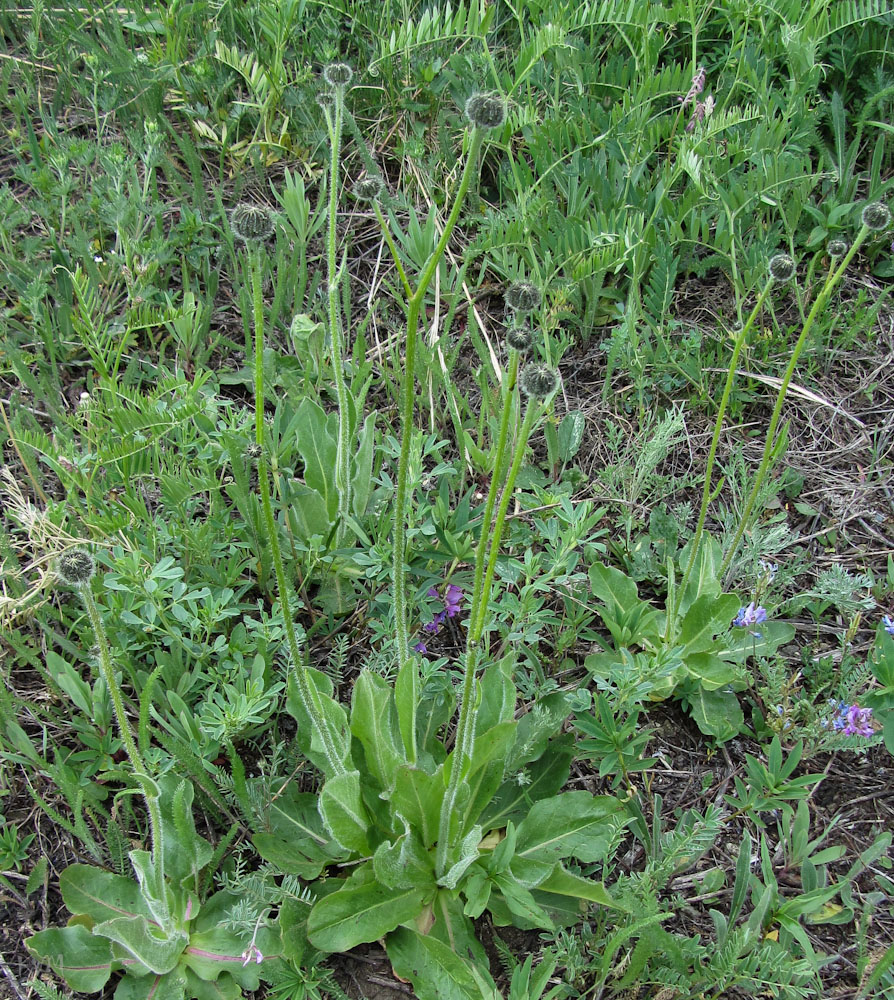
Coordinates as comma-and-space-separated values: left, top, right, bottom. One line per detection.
353, 175, 386, 203
505, 281, 542, 313
827, 239, 849, 258
56, 548, 96, 588
229, 203, 275, 244
322, 63, 353, 88
768, 253, 796, 283
505, 327, 534, 352
861, 202, 891, 232
464, 92, 507, 130
519, 364, 560, 400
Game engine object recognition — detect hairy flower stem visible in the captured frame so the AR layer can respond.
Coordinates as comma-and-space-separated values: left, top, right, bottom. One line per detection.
466, 350, 521, 650
390, 127, 486, 763
676, 279, 775, 613
249, 249, 346, 778
719, 229, 871, 580
436, 397, 541, 874
469, 398, 540, 644
434, 646, 481, 878
323, 87, 352, 537
80, 586, 167, 916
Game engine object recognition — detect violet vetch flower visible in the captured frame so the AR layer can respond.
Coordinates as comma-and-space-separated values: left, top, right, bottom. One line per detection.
828, 701, 874, 738
733, 601, 768, 637
678, 66, 706, 107
883, 614, 894, 636
414, 583, 465, 651
444, 584, 463, 618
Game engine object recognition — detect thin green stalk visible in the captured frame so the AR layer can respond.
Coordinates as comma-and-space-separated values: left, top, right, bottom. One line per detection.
677, 278, 775, 610
249, 245, 347, 778
323, 89, 352, 534
438, 394, 542, 874
81, 586, 167, 914
466, 350, 521, 652
719, 231, 871, 579
469, 398, 540, 644
391, 128, 487, 763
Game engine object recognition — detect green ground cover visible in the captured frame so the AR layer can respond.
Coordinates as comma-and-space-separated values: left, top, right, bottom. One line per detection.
2, 2, 894, 998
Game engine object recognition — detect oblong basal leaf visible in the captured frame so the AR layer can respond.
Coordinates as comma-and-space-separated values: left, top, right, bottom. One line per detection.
307, 879, 429, 953
26, 924, 115, 993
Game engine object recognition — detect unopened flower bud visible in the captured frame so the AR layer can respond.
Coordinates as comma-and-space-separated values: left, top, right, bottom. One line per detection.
861, 201, 891, 231
768, 253, 796, 283
353, 175, 385, 202
322, 63, 353, 87
56, 549, 96, 588
827, 239, 848, 258
505, 327, 534, 351
505, 281, 541, 313
464, 92, 506, 130
519, 364, 560, 399
229, 203, 275, 244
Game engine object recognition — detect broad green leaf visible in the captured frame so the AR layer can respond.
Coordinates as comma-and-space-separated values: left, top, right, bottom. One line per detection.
429, 892, 489, 969
182, 970, 242, 1000
114, 970, 187, 1000
392, 766, 446, 848
307, 877, 429, 953
684, 652, 741, 690
462, 733, 518, 834
474, 659, 516, 735
373, 831, 436, 891
720, 621, 797, 665
319, 771, 372, 855
686, 686, 743, 740
278, 897, 309, 966
252, 783, 345, 878
493, 874, 554, 930
184, 923, 280, 985
676, 536, 725, 613
287, 485, 331, 540
506, 691, 575, 771
387, 927, 499, 1000
394, 658, 419, 766
294, 397, 338, 520
677, 595, 741, 655
159, 776, 214, 888
558, 410, 585, 462
481, 738, 574, 830
536, 865, 623, 909
286, 667, 351, 775
416, 674, 455, 763
60, 865, 155, 926
589, 563, 661, 646
26, 924, 115, 993
93, 916, 188, 975
351, 411, 377, 518
350, 671, 405, 791
515, 792, 625, 864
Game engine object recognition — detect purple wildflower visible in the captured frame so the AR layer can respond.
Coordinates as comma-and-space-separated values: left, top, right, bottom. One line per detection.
413, 641, 428, 654
733, 602, 768, 637
828, 700, 874, 737
444, 584, 463, 618
883, 614, 894, 636
843, 704, 874, 737
678, 66, 706, 107
241, 944, 264, 967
